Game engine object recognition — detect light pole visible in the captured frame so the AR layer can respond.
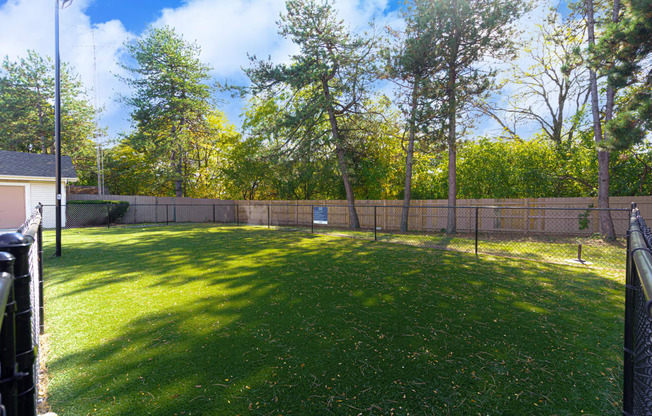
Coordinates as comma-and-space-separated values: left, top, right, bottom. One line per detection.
54, 0, 72, 257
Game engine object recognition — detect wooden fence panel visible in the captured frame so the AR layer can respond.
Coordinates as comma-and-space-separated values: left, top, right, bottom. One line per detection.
67, 194, 645, 236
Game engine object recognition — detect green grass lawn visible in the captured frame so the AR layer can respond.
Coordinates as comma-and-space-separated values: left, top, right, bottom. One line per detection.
43, 225, 624, 415
304, 226, 625, 270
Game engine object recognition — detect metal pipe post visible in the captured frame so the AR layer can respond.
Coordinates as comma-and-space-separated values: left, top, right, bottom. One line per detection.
37, 206, 44, 335
54, 0, 62, 258
374, 206, 377, 241
268, 204, 271, 229
475, 207, 479, 255
623, 212, 636, 414
311, 205, 314, 233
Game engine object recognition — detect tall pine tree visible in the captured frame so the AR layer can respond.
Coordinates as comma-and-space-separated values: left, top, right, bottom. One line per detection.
120, 26, 213, 197
245, 0, 379, 228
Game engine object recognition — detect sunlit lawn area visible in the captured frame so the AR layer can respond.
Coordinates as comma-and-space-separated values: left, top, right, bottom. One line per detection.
43, 225, 624, 415
308, 227, 625, 269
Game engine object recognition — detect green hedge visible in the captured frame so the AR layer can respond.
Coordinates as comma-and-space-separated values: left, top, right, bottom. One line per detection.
67, 200, 130, 226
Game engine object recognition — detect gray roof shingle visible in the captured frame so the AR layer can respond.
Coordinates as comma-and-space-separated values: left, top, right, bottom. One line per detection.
0, 150, 77, 179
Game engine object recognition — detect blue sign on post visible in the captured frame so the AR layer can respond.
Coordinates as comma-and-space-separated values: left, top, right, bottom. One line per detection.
313, 206, 328, 224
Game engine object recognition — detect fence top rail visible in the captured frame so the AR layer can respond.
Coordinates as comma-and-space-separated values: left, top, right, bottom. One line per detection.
43, 203, 631, 212
630, 210, 652, 316
17, 204, 42, 238
243, 203, 630, 211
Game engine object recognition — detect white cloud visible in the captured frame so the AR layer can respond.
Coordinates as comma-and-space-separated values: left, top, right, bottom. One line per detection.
0, 0, 399, 139
154, 0, 292, 75
0, 0, 131, 141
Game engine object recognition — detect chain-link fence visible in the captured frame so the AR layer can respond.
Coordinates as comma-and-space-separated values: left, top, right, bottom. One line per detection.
0, 205, 43, 416
17, 205, 43, 381
625, 206, 652, 415
44, 202, 628, 269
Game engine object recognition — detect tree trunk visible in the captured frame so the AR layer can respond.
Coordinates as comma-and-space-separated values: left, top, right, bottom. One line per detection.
586, 0, 616, 240
175, 158, 184, 198
170, 148, 183, 198
401, 82, 420, 232
322, 79, 360, 228
446, 67, 458, 234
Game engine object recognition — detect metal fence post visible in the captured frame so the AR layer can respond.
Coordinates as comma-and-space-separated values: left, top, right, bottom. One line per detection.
213, 204, 216, 223
166, 204, 169, 225
236, 203, 239, 226
268, 204, 271, 229
37, 205, 44, 335
0, 233, 37, 416
623, 211, 635, 414
107, 204, 110, 228
374, 206, 377, 241
0, 250, 17, 416
475, 207, 479, 255
311, 205, 314, 233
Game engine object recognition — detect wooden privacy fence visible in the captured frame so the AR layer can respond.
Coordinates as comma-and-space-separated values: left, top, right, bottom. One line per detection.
237, 201, 631, 237
68, 194, 647, 236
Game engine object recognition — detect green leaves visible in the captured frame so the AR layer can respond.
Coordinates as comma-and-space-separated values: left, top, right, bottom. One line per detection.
119, 26, 216, 197
0, 50, 99, 184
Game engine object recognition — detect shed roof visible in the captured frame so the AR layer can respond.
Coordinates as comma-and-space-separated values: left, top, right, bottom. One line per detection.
0, 150, 77, 179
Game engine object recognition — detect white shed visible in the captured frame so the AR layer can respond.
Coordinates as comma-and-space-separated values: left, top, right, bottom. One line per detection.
0, 150, 78, 229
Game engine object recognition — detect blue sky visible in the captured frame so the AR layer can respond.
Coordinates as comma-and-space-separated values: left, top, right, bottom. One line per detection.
0, 0, 408, 141
84, 0, 183, 33
83, 0, 403, 33
0, 0, 556, 143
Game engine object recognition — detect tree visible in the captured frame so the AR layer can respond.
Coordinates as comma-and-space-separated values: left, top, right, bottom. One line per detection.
419, 0, 526, 233
221, 136, 272, 200
245, 0, 379, 228
0, 50, 100, 183
601, 0, 652, 146
584, 0, 618, 240
120, 26, 213, 197
477, 9, 590, 147
184, 111, 241, 199
387, 0, 446, 232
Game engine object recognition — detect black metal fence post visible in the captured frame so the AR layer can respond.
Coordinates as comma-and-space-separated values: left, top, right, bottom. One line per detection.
311, 205, 314, 234
107, 204, 110, 228
37, 205, 44, 335
374, 206, 377, 241
475, 207, 479, 255
0, 233, 36, 416
0, 250, 17, 416
623, 209, 636, 414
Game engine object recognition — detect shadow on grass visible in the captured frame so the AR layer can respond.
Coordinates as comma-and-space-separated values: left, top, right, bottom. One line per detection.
43, 225, 624, 415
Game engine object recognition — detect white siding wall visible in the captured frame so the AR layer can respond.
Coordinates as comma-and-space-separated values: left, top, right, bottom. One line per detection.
29, 181, 67, 228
